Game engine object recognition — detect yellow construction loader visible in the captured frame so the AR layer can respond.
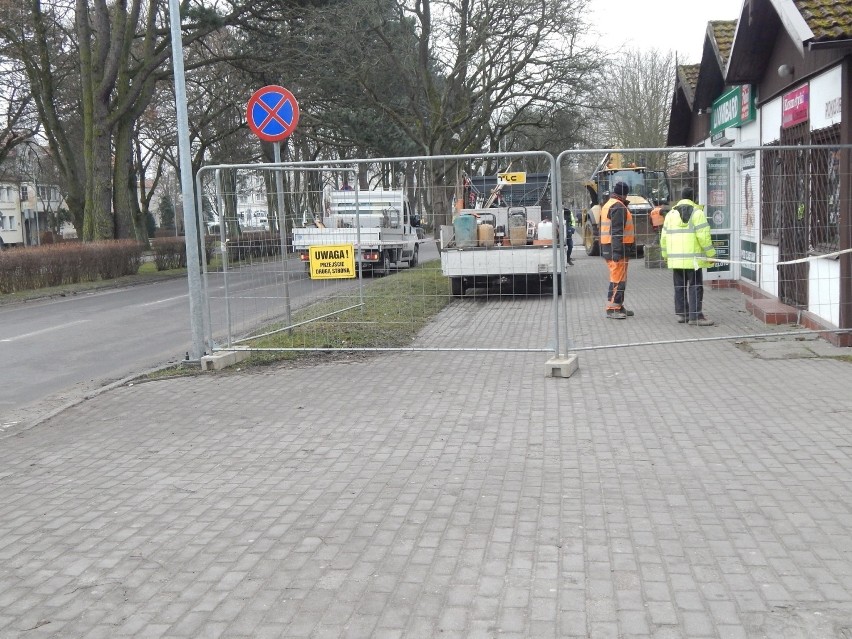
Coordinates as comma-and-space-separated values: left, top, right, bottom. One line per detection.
581, 153, 672, 256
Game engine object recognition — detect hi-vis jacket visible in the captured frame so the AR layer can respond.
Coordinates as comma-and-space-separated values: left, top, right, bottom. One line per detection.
660, 198, 716, 269
600, 196, 635, 260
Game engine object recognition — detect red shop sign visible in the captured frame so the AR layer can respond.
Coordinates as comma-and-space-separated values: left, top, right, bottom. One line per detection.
782, 84, 809, 129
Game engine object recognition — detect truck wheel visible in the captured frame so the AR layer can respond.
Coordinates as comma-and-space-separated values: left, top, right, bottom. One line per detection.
450, 277, 463, 297
584, 221, 600, 256
409, 245, 419, 268
524, 275, 541, 295
501, 276, 522, 296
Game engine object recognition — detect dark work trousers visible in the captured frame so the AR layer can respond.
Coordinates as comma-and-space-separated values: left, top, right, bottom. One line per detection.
606, 259, 628, 310
566, 227, 574, 260
672, 268, 705, 320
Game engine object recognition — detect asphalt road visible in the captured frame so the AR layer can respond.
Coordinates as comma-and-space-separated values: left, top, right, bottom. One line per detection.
0, 242, 439, 429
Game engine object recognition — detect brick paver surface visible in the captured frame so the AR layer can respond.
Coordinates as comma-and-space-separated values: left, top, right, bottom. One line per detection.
2, 255, 852, 638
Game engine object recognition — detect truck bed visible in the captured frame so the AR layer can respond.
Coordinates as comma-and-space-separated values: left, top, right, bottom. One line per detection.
292, 227, 407, 250
440, 244, 561, 277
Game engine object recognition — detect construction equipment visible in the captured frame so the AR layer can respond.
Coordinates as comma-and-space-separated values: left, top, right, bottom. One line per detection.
440, 173, 562, 296
580, 153, 672, 256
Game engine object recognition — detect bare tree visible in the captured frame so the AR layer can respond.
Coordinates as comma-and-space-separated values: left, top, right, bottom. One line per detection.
3, 0, 281, 242
305, 0, 602, 224
598, 47, 676, 167
0, 60, 39, 166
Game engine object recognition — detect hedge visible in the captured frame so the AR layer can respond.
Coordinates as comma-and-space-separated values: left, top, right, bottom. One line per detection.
0, 240, 142, 294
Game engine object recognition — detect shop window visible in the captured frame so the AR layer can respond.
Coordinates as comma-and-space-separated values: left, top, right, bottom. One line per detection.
760, 143, 781, 244
810, 124, 841, 253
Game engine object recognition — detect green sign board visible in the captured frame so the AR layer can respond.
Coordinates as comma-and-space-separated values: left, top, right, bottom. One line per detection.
708, 233, 730, 273
710, 85, 756, 135
741, 239, 757, 282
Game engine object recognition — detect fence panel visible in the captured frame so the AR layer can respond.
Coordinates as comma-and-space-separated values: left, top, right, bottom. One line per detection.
196, 152, 570, 356
556, 145, 851, 352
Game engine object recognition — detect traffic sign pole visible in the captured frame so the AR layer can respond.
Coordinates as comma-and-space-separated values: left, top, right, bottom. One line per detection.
273, 141, 292, 332
246, 85, 299, 333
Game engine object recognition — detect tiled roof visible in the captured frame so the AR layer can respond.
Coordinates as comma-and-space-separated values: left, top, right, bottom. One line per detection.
678, 64, 700, 97
709, 20, 737, 66
793, 0, 852, 40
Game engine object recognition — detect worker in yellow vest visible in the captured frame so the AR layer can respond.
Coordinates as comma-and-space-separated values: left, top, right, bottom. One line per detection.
660, 187, 717, 326
600, 182, 635, 319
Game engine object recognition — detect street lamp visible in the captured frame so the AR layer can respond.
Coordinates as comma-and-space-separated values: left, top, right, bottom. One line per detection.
168, 0, 205, 361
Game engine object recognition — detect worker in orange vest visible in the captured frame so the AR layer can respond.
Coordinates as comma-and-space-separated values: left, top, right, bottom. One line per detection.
600, 181, 636, 319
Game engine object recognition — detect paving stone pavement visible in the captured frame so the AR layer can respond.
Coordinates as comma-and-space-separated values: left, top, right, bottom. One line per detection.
2, 257, 852, 638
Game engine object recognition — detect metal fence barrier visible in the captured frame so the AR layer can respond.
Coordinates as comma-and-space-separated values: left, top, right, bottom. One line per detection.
195, 151, 571, 358
192, 144, 851, 361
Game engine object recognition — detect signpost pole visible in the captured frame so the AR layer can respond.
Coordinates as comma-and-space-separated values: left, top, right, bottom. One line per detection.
246, 85, 299, 331
273, 141, 293, 331
168, 0, 205, 361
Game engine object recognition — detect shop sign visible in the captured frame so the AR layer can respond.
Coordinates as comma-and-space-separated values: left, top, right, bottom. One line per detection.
710, 85, 756, 135
782, 84, 809, 129
740, 239, 757, 282
708, 234, 730, 273
706, 157, 731, 229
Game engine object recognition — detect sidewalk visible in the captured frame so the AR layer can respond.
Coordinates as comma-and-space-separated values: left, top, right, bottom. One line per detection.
2, 257, 852, 638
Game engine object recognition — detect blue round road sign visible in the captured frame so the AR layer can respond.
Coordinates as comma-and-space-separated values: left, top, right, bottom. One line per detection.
247, 85, 300, 143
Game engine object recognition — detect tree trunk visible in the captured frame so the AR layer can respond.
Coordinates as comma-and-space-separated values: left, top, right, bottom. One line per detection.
113, 118, 144, 241
89, 111, 116, 239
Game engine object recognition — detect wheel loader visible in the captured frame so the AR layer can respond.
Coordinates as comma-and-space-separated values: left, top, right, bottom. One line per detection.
580, 153, 673, 257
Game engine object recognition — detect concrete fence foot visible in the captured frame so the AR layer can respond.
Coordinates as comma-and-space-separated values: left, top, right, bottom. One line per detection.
201, 350, 250, 371
545, 354, 579, 378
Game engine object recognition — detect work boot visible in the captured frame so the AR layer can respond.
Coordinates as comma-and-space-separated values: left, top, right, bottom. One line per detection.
567, 258, 575, 266
688, 318, 715, 326
621, 307, 635, 316
676, 315, 687, 323
606, 309, 627, 320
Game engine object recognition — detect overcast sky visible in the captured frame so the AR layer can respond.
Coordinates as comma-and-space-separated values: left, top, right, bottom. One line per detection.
585, 0, 745, 63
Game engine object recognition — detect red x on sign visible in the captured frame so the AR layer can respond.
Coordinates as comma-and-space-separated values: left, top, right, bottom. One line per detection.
246, 85, 300, 143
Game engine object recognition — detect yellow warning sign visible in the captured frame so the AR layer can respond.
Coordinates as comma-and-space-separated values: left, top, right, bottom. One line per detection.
497, 172, 526, 185
309, 244, 356, 279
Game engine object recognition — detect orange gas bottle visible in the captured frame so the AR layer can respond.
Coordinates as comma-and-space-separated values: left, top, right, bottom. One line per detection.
478, 223, 495, 247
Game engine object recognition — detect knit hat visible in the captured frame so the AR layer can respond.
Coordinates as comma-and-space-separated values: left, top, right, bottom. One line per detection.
613, 182, 630, 197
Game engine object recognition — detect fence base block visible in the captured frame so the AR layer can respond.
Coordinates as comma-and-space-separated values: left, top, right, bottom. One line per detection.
201, 350, 250, 371
545, 354, 579, 378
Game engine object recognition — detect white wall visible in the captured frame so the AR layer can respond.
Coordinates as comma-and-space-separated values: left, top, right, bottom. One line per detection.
811, 66, 842, 131
760, 244, 779, 298
761, 96, 782, 144
809, 258, 841, 326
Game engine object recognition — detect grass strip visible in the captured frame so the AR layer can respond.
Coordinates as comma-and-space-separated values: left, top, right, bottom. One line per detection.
243, 264, 450, 365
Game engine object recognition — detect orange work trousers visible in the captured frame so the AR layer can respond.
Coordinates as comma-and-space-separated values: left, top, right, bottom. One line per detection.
606, 258, 628, 311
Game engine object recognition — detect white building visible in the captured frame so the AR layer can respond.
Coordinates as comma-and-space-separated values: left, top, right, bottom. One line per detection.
0, 180, 23, 246
667, 1, 851, 346
0, 143, 67, 245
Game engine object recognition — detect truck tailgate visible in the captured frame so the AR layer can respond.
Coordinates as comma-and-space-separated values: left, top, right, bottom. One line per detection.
292, 228, 382, 249
440, 246, 561, 277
